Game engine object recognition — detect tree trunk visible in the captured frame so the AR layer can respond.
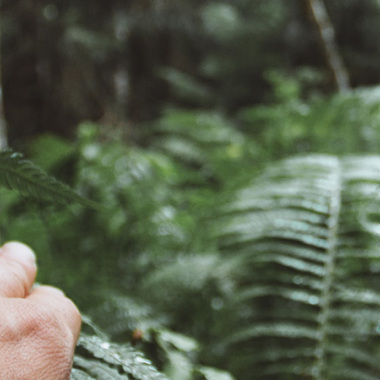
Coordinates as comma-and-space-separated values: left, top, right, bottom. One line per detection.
0, 82, 9, 149
303, 0, 350, 92
1, 0, 46, 148
0, 4, 9, 148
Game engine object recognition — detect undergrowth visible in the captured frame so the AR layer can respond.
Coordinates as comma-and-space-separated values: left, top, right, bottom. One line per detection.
4, 78, 380, 378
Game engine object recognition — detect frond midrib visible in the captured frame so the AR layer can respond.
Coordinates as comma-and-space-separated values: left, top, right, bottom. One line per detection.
312, 158, 342, 379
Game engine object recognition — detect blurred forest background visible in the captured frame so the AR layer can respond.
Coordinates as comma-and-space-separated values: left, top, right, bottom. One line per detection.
3, 0, 380, 379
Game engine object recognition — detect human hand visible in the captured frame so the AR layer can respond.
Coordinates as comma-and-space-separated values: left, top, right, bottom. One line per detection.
0, 242, 81, 379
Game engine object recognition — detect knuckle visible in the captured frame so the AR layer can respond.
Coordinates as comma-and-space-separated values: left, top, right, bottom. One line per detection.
22, 305, 57, 338
23, 304, 71, 345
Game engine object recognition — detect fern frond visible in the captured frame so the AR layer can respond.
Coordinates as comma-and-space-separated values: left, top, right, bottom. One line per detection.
76, 333, 168, 380
214, 154, 380, 379
0, 150, 98, 208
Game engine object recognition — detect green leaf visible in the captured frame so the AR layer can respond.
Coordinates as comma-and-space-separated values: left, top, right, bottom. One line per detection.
0, 150, 98, 208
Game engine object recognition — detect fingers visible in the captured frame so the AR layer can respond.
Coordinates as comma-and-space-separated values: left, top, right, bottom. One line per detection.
0, 241, 82, 345
0, 242, 37, 298
27, 285, 82, 344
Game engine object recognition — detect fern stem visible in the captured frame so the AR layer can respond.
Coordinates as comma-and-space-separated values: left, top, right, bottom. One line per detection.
313, 159, 342, 379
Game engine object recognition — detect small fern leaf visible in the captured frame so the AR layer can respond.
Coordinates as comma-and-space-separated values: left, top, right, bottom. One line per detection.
0, 150, 98, 208
77, 333, 168, 380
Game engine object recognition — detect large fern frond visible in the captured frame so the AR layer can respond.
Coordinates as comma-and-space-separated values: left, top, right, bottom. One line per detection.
214, 154, 380, 379
0, 150, 97, 208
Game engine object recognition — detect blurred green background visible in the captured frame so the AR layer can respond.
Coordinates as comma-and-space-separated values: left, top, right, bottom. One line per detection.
3, 1, 380, 379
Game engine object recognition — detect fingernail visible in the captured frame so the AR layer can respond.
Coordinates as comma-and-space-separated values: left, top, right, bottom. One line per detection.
0, 241, 37, 267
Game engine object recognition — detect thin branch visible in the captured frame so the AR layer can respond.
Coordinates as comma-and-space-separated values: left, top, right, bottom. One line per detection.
304, 0, 350, 93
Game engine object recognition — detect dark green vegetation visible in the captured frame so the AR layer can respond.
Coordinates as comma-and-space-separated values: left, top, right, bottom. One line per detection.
3, 1, 380, 379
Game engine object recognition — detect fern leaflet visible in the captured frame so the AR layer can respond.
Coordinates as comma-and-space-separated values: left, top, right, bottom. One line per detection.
0, 150, 98, 208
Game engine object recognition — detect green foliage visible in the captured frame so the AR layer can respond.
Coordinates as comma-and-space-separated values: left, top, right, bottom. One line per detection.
136, 152, 380, 379
7, 1, 380, 379
200, 0, 293, 109
74, 122, 198, 261
149, 109, 253, 189
239, 74, 380, 159
0, 137, 234, 380
6, 82, 380, 379
211, 155, 380, 379
158, 68, 213, 107
73, 299, 234, 380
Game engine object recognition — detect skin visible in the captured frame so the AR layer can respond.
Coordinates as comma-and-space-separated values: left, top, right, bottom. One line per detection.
0, 241, 81, 379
